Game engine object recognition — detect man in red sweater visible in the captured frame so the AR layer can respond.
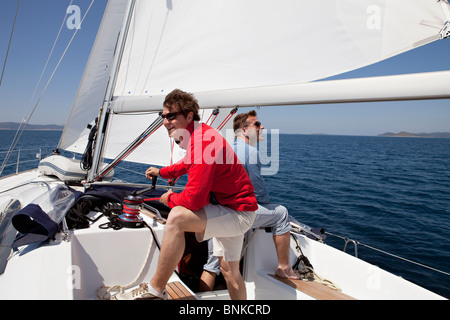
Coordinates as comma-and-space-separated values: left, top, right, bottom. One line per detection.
115, 89, 257, 300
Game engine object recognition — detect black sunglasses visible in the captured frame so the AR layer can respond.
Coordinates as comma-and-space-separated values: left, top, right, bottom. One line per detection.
159, 111, 183, 120
253, 121, 261, 127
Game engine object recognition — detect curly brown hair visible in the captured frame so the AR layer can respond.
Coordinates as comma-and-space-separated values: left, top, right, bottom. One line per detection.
163, 89, 201, 121
233, 110, 257, 132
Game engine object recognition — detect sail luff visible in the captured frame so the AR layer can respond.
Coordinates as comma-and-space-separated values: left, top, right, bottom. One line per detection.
88, 0, 136, 182
58, 0, 130, 152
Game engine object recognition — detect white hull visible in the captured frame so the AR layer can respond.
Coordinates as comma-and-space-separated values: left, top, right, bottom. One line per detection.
0, 170, 445, 300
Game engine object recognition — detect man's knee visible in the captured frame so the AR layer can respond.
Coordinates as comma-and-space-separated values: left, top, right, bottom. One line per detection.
274, 205, 291, 234
219, 259, 240, 278
166, 206, 187, 228
274, 205, 288, 219
218, 257, 232, 279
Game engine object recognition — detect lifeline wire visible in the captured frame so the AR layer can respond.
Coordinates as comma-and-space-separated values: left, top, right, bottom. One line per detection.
93, 116, 164, 181
0, 0, 74, 176
326, 231, 450, 277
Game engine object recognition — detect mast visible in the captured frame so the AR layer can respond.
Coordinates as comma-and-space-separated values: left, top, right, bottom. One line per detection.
87, 0, 136, 182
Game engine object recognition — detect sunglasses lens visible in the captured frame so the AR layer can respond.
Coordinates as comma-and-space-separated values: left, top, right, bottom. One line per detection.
159, 112, 179, 120
254, 121, 261, 127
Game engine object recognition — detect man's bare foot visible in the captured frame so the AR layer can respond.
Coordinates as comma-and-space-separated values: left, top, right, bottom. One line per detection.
275, 266, 300, 279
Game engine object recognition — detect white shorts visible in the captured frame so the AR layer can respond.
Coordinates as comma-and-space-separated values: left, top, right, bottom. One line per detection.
200, 203, 255, 261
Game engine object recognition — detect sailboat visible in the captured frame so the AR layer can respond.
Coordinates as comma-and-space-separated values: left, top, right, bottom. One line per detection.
0, 0, 449, 300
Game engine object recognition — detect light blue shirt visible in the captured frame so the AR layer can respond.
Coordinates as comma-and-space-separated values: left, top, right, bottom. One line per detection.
233, 139, 270, 204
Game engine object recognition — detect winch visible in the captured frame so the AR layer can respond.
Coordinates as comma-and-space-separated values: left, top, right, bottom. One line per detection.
118, 176, 158, 228
118, 193, 145, 228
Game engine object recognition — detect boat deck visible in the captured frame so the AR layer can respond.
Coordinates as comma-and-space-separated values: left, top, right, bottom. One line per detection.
166, 281, 197, 300
269, 275, 356, 300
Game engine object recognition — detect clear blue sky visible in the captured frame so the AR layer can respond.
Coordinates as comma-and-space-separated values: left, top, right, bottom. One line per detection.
1, 0, 449, 136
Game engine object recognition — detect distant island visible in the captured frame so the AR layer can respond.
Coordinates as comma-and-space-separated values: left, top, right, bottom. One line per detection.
0, 122, 64, 131
377, 131, 450, 138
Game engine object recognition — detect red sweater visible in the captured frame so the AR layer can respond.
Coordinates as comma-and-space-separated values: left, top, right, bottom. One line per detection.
159, 122, 258, 212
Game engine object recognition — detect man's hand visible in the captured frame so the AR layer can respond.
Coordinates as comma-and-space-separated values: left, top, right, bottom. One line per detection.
145, 167, 160, 180
160, 189, 173, 206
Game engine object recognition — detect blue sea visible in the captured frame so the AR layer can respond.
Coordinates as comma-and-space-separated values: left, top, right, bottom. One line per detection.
1, 130, 449, 299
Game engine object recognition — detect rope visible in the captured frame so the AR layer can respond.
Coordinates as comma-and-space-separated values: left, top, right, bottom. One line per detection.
359, 241, 450, 277
216, 107, 238, 131
23, 0, 75, 121
325, 231, 450, 277
306, 267, 342, 291
96, 220, 162, 300
143, 197, 161, 201
204, 109, 216, 125
80, 118, 98, 171
0, 0, 95, 175
290, 233, 342, 291
207, 108, 220, 126
93, 118, 163, 181
0, 0, 23, 175
0, 0, 21, 87
96, 235, 153, 299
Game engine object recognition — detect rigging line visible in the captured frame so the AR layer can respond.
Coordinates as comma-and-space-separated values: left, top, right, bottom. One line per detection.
357, 241, 450, 277
112, 166, 175, 187
1, 0, 74, 176
24, 0, 75, 122
0, 0, 21, 87
209, 112, 219, 126
24, 0, 95, 121
93, 118, 164, 181
0, 0, 95, 175
326, 231, 450, 277
0, 0, 24, 171
216, 107, 238, 131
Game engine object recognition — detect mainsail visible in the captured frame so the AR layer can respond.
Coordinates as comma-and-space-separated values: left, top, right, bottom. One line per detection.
58, 0, 450, 170
114, 0, 449, 98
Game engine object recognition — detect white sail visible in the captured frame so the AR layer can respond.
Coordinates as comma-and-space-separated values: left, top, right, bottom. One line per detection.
1, 1, 449, 300
59, 0, 450, 168
58, 0, 130, 152
113, 0, 449, 99
101, 107, 236, 167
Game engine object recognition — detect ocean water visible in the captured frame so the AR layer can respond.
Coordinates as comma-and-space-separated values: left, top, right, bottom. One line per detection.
265, 134, 450, 299
1, 130, 449, 298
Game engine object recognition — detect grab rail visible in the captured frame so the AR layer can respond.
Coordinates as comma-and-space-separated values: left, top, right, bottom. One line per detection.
343, 238, 359, 258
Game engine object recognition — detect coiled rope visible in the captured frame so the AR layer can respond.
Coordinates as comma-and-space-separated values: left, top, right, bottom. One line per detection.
290, 233, 342, 291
